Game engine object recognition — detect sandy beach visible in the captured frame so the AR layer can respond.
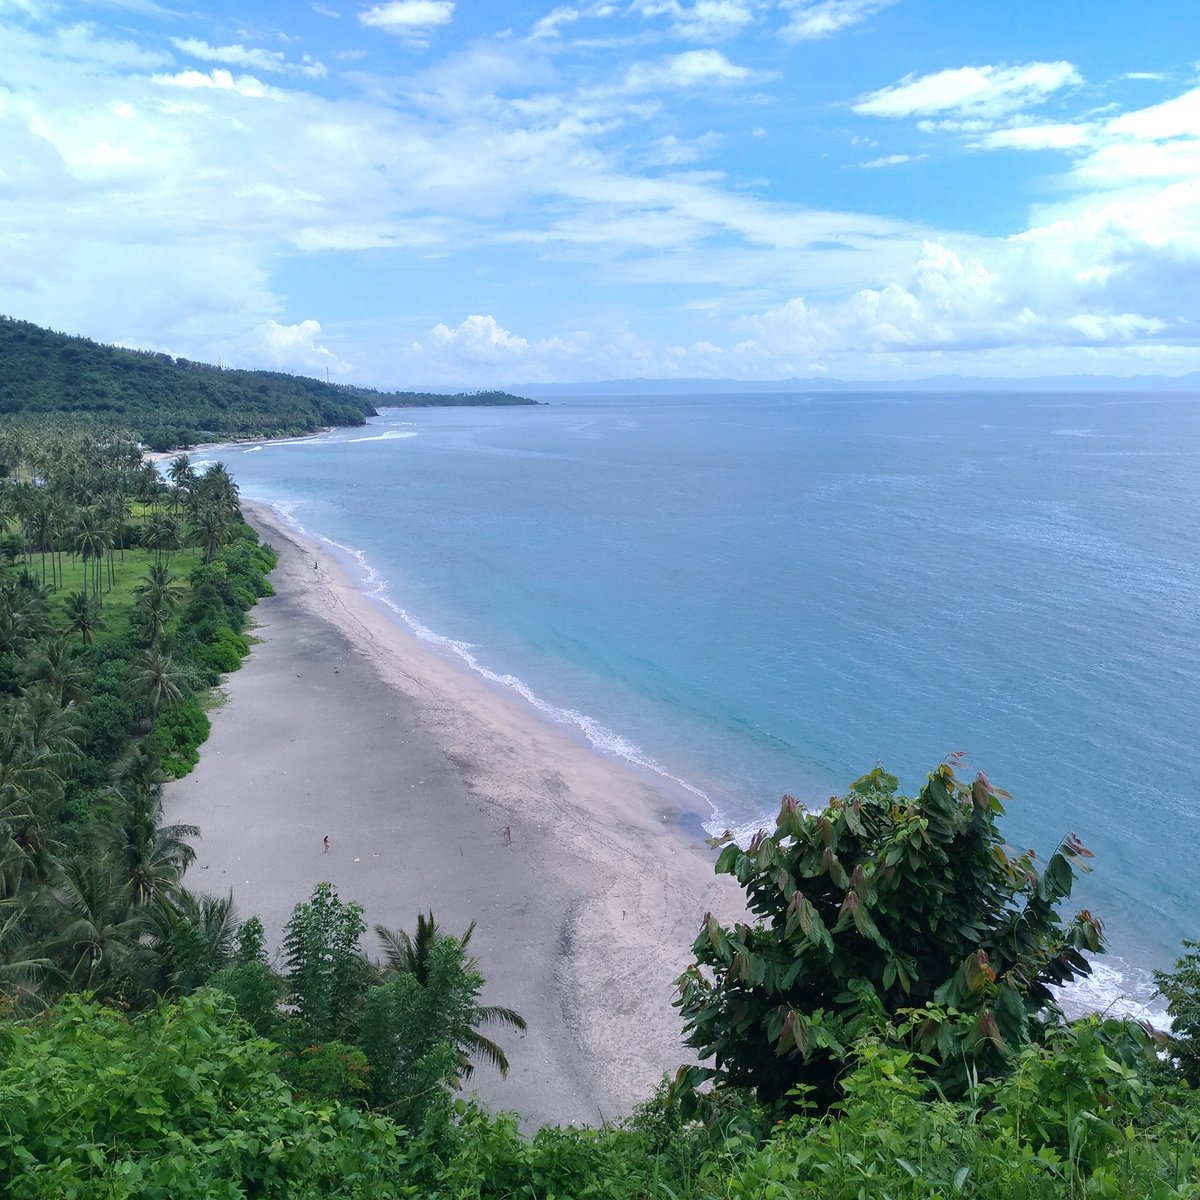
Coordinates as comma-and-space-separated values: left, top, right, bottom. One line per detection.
163, 500, 741, 1128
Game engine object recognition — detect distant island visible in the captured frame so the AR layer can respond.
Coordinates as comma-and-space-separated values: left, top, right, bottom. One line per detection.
0, 314, 535, 450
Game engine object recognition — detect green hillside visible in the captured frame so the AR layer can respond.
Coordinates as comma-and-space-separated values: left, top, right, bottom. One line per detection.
0, 315, 534, 450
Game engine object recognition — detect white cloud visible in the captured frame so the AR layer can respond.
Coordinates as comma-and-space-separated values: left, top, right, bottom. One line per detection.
3, 0, 1199, 384
781, 0, 895, 41
254, 318, 350, 372
531, 6, 580, 38
976, 122, 1089, 150
359, 0, 454, 41
1064, 312, 1166, 341
171, 37, 328, 79
854, 61, 1082, 120
647, 131, 723, 164
1107, 85, 1200, 140
428, 314, 530, 357
860, 152, 914, 167
624, 49, 752, 91
633, 0, 756, 41
172, 38, 287, 73
151, 68, 281, 99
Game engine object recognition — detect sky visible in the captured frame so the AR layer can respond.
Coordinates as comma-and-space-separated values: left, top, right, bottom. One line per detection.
1, 0, 1198, 388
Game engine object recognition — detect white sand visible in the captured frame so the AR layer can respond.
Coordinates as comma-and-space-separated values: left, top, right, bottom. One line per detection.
164, 501, 743, 1128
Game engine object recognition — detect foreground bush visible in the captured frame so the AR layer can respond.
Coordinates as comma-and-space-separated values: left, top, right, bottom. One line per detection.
0, 992, 404, 1199
676, 762, 1104, 1112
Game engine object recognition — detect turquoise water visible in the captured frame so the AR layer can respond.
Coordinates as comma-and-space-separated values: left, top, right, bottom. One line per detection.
195, 391, 1200, 1015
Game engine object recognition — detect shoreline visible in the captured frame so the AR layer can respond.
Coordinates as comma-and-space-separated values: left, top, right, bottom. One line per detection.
164, 498, 741, 1128
312, 525, 721, 843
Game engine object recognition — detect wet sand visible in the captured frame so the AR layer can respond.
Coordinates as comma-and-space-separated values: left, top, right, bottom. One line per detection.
164, 501, 741, 1128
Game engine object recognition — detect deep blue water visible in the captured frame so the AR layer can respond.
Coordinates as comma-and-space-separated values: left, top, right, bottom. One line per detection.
195, 391, 1200, 1014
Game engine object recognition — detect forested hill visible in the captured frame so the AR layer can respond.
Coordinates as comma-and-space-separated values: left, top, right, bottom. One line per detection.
0, 315, 535, 450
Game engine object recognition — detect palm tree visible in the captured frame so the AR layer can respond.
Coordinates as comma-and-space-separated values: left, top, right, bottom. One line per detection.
166, 454, 195, 515
129, 648, 184, 721
132, 562, 183, 646
190, 502, 234, 564
374, 912, 526, 1078
23, 493, 54, 586
196, 462, 240, 521
145, 512, 182, 565
147, 889, 237, 994
28, 639, 90, 707
70, 509, 111, 602
44, 852, 156, 998
0, 894, 52, 1008
61, 591, 100, 645
105, 788, 198, 910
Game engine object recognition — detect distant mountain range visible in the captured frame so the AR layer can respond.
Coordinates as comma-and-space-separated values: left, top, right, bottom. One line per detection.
510, 373, 1200, 397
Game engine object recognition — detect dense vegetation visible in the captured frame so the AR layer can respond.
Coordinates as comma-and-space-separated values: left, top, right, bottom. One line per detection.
2, 418, 1199, 1197
0, 315, 535, 451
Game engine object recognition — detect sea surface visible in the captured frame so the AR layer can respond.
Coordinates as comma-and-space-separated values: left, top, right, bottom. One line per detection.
194, 391, 1200, 1018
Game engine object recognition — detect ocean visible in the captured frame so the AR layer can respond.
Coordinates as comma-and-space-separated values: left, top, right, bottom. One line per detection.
193, 390, 1200, 1018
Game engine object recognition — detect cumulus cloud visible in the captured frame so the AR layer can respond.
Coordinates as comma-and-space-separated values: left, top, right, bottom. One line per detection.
781, 0, 895, 41
254, 318, 350, 372
3, 0, 1198, 384
428, 314, 530, 358
734, 231, 1188, 371
854, 61, 1082, 120
359, 0, 454, 42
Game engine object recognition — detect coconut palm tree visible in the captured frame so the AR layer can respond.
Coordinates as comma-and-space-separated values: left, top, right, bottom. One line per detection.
105, 788, 198, 911
44, 852, 156, 998
145, 512, 182, 565
374, 912, 526, 1078
70, 509, 111, 602
129, 648, 184, 722
0, 893, 51, 1007
132, 562, 183, 647
61, 591, 101, 646
147, 889, 238, 994
28, 638, 91, 707
190, 502, 234, 564
166, 454, 195, 514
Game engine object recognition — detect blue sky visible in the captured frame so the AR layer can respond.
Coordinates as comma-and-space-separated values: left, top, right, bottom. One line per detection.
1, 0, 1197, 387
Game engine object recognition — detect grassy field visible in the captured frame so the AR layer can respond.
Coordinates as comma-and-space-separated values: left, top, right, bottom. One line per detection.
41, 548, 204, 629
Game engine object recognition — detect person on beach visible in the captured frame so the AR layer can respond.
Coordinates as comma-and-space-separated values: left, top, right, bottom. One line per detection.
323, 835, 329, 853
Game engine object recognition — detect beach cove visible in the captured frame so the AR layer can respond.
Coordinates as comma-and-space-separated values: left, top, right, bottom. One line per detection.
163, 500, 740, 1128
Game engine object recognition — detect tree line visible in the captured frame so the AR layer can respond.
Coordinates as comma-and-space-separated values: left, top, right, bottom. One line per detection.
0, 315, 535, 452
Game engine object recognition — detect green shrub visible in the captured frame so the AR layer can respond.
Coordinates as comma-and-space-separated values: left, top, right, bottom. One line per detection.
198, 625, 249, 674
0, 991, 403, 1199
78, 691, 135, 762
144, 695, 210, 778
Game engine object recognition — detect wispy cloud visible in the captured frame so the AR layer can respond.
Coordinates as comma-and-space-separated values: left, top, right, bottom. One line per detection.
633, 0, 757, 42
975, 122, 1088, 150
859, 152, 921, 167
780, 0, 896, 41
172, 37, 327, 78
855, 61, 1082, 120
